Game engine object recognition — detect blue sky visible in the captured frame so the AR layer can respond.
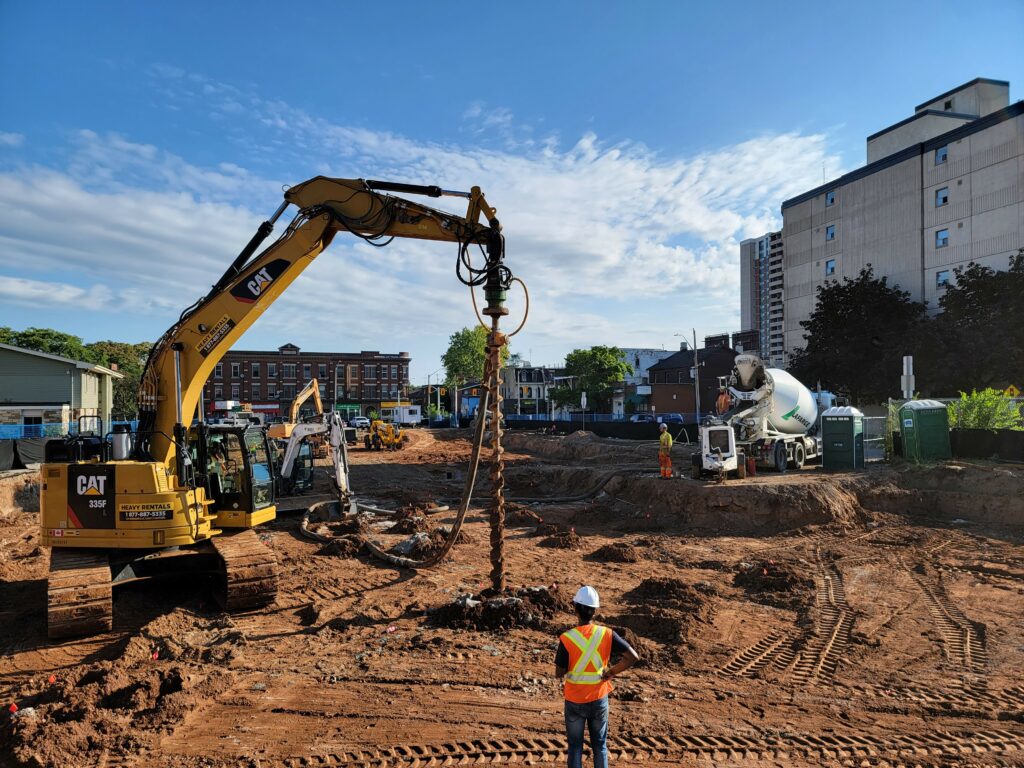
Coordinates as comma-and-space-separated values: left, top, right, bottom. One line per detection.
1, 1, 1022, 380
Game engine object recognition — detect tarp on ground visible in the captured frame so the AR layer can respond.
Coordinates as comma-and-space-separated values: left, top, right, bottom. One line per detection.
0, 440, 14, 471
14, 437, 49, 466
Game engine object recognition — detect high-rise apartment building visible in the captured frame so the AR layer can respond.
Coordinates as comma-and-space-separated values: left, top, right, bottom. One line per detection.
781, 78, 1022, 357
739, 231, 785, 367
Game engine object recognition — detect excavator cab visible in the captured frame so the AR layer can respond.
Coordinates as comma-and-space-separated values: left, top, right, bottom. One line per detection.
195, 425, 276, 526
273, 437, 314, 496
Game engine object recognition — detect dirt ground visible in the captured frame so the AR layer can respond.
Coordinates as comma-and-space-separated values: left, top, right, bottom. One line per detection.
2, 429, 1023, 767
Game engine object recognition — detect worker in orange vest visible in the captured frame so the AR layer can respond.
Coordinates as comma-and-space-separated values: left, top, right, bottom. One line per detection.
555, 586, 639, 768
716, 386, 732, 415
658, 422, 673, 478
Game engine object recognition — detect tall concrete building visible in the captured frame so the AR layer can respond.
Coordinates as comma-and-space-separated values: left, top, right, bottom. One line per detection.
739, 231, 786, 367
781, 78, 1023, 357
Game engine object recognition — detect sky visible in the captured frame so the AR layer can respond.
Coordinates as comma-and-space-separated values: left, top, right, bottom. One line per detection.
1, 1, 1022, 381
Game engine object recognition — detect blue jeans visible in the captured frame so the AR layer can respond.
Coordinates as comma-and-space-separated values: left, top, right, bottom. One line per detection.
564, 696, 608, 768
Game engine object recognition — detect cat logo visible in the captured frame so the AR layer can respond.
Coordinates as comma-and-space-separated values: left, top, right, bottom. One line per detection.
230, 259, 289, 304
76, 475, 107, 496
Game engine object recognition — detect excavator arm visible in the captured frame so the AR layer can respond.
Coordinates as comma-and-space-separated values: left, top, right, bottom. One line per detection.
289, 378, 324, 423
136, 176, 507, 482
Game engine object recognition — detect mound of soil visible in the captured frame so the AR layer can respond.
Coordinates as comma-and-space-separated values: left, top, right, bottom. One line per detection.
734, 559, 814, 611
3, 611, 237, 766
588, 542, 640, 563
540, 530, 584, 550
430, 585, 569, 631
319, 535, 362, 558
532, 523, 562, 537
506, 503, 544, 527
626, 578, 716, 616
389, 515, 429, 534
389, 531, 449, 559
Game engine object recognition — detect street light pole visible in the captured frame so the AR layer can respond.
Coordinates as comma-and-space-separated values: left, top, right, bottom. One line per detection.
693, 328, 701, 426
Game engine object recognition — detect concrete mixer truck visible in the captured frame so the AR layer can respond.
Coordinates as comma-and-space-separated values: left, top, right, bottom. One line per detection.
692, 354, 834, 480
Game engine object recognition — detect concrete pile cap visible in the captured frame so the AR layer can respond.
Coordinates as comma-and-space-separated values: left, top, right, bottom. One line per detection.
821, 406, 864, 417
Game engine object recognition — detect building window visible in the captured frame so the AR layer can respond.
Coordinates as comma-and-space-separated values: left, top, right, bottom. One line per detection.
825, 224, 835, 241
268, 384, 277, 399
251, 362, 260, 378
935, 228, 949, 248
282, 384, 295, 399
251, 383, 261, 400
825, 191, 835, 207
364, 364, 377, 379
391, 365, 398, 379
318, 363, 327, 379
349, 364, 359, 380
825, 259, 836, 276
318, 383, 327, 398
283, 363, 296, 378
302, 363, 311, 380
214, 386, 223, 399
268, 362, 277, 377
935, 146, 947, 165
231, 362, 240, 378
943, 99, 952, 111
936, 270, 950, 288
935, 187, 949, 207
214, 363, 223, 379
231, 384, 240, 399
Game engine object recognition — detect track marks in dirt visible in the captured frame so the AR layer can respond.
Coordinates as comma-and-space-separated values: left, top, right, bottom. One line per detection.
241, 728, 1024, 766
722, 553, 853, 685
904, 560, 987, 674
720, 633, 796, 678
789, 556, 853, 684
848, 681, 1024, 715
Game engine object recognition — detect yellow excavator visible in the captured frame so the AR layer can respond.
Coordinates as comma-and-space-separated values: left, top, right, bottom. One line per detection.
40, 176, 508, 638
268, 377, 329, 457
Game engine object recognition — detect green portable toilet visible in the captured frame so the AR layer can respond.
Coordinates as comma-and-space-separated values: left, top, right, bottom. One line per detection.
899, 399, 952, 462
821, 406, 864, 471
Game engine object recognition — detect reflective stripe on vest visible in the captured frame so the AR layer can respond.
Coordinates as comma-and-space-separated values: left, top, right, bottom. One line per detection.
563, 626, 607, 684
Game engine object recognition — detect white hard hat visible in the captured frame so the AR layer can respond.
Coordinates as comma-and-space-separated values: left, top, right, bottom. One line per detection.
573, 585, 600, 608
659, 423, 667, 430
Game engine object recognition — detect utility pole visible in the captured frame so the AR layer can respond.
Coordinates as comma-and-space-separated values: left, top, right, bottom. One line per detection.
693, 328, 701, 426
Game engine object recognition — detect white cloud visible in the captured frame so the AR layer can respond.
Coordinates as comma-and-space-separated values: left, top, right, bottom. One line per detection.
0, 276, 112, 307
0, 132, 25, 148
0, 79, 845, 373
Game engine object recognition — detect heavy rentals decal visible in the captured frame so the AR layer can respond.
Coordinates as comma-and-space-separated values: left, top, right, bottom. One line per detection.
67, 465, 116, 529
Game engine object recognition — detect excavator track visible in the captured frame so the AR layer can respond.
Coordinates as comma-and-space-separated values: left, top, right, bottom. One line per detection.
210, 529, 279, 611
47, 549, 113, 639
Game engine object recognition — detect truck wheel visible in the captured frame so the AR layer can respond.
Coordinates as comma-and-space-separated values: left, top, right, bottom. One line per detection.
736, 455, 747, 479
793, 442, 806, 470
690, 454, 701, 479
774, 442, 788, 473
363, 436, 371, 450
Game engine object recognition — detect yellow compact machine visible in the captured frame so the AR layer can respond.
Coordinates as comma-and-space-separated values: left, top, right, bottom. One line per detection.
41, 176, 508, 638
363, 419, 405, 451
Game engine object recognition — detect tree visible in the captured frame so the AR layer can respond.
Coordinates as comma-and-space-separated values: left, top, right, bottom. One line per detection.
85, 340, 153, 420
550, 346, 631, 412
922, 251, 1024, 393
441, 326, 509, 386
789, 266, 928, 404
4, 327, 102, 364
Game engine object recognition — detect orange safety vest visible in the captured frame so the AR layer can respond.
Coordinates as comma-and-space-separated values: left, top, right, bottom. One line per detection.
560, 624, 613, 703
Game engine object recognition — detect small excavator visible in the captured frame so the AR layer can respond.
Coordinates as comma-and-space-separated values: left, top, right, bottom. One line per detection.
40, 176, 508, 638
363, 419, 405, 451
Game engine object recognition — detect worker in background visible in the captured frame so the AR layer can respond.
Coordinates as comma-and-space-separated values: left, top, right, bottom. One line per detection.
658, 422, 673, 478
716, 386, 732, 415
555, 586, 639, 768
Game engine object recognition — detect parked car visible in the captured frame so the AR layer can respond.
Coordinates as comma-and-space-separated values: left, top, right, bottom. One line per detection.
629, 414, 655, 423
657, 413, 686, 424
349, 416, 370, 429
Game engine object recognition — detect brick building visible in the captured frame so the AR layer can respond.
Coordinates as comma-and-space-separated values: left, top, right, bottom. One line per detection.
202, 343, 410, 420
648, 344, 738, 422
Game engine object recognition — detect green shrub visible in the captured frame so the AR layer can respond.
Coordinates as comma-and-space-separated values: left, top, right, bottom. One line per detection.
947, 388, 1023, 431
